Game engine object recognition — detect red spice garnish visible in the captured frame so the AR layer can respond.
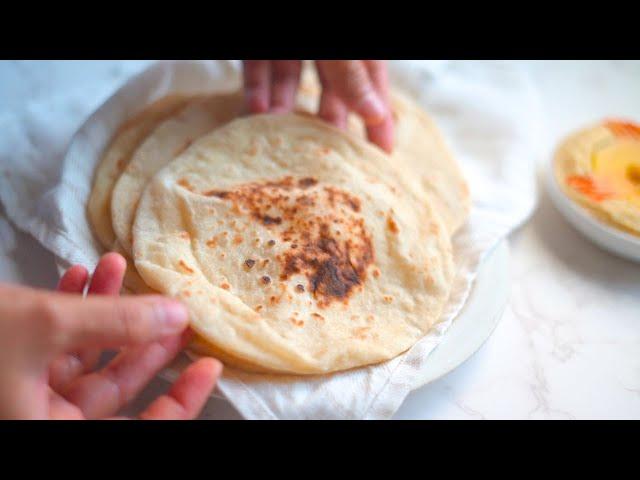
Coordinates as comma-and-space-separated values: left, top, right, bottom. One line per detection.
605, 120, 640, 139
566, 175, 613, 202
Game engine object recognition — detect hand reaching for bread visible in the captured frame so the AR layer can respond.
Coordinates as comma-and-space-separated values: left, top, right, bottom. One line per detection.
242, 60, 394, 153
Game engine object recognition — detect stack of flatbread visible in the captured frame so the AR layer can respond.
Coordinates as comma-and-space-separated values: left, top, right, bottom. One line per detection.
87, 65, 470, 375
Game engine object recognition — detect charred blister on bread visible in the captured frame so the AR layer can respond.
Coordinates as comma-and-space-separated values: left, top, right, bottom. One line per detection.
200, 176, 375, 308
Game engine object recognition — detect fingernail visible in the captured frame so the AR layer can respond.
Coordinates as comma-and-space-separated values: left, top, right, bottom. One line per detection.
361, 92, 387, 125
155, 301, 189, 332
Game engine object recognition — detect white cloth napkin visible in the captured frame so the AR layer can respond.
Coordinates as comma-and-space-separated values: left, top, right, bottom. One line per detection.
0, 60, 543, 419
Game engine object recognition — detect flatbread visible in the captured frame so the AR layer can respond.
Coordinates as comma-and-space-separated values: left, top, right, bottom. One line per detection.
348, 90, 470, 234
132, 114, 454, 374
87, 95, 190, 249
111, 93, 245, 255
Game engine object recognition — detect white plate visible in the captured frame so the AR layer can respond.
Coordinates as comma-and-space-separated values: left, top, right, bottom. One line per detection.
547, 164, 640, 263
159, 239, 511, 401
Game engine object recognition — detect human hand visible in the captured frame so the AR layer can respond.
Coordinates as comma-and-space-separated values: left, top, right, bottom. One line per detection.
0, 252, 221, 420
242, 60, 394, 153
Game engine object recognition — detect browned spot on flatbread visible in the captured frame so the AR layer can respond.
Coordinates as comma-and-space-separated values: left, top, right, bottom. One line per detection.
177, 178, 195, 191
352, 326, 371, 339
204, 190, 230, 198
387, 215, 399, 234
280, 221, 373, 308
196, 176, 374, 308
298, 177, 318, 188
178, 260, 194, 274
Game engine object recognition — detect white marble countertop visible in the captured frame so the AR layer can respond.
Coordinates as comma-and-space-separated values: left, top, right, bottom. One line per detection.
1, 60, 639, 419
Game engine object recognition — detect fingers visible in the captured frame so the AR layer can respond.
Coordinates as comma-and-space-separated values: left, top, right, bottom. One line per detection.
316, 60, 387, 125
364, 60, 390, 102
62, 330, 192, 419
363, 60, 394, 153
49, 253, 128, 392
139, 358, 222, 420
40, 293, 189, 351
57, 265, 88, 293
49, 350, 101, 393
48, 388, 84, 420
365, 113, 395, 153
269, 61, 301, 114
317, 65, 348, 129
318, 90, 349, 130
244, 61, 302, 115
241, 60, 394, 151
243, 60, 270, 113
87, 252, 126, 295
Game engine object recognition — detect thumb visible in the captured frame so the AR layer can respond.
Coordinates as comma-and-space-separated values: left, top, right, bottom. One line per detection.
41, 293, 189, 351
